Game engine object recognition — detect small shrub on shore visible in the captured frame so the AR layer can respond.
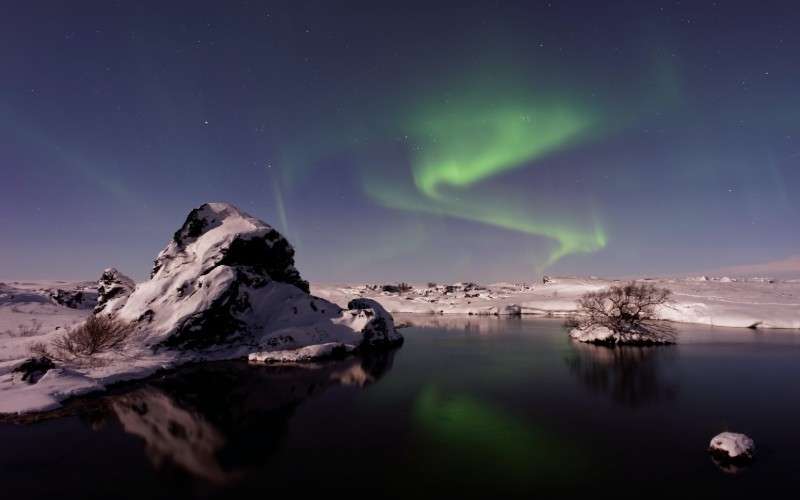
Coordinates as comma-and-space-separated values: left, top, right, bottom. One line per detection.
51, 315, 134, 358
570, 282, 675, 344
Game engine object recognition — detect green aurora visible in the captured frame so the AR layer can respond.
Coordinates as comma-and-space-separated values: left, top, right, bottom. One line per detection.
273, 56, 681, 271
412, 386, 589, 486
363, 88, 608, 268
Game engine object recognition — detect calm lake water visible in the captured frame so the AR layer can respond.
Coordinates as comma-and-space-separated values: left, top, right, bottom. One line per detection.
3, 316, 800, 498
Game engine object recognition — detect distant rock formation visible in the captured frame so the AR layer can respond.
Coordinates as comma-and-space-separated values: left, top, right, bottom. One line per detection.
94, 268, 136, 314
47, 287, 97, 309
103, 202, 402, 356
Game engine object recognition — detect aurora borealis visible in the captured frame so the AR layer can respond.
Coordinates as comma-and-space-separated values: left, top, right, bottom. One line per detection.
364, 85, 606, 268
2, 1, 799, 281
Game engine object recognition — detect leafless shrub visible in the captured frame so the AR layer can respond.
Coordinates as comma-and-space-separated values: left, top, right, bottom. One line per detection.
4, 319, 44, 338
563, 315, 581, 329
51, 315, 133, 358
28, 341, 50, 358
570, 282, 675, 344
397, 282, 413, 293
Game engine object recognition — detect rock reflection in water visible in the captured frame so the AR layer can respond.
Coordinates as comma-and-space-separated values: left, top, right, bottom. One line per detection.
91, 350, 397, 484
565, 341, 677, 407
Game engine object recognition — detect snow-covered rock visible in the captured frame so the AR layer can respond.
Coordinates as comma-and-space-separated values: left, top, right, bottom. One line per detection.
106, 202, 401, 353
0, 202, 402, 415
47, 287, 97, 309
569, 323, 675, 345
94, 267, 136, 314
709, 432, 755, 462
569, 325, 615, 343
10, 356, 55, 384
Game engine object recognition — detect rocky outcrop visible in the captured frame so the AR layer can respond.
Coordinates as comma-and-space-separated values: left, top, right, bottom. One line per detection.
346, 298, 401, 349
0, 202, 403, 416
48, 287, 97, 309
94, 268, 136, 314
104, 202, 402, 355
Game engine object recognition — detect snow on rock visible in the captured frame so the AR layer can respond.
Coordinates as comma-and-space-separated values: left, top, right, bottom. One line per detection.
569, 324, 674, 345
0, 202, 402, 415
11, 356, 55, 384
104, 202, 402, 353
94, 268, 136, 314
47, 287, 98, 310
0, 367, 103, 414
569, 325, 615, 343
709, 432, 755, 462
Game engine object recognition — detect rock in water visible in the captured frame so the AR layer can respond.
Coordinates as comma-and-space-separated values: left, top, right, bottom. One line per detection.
708, 432, 755, 462
105, 202, 402, 354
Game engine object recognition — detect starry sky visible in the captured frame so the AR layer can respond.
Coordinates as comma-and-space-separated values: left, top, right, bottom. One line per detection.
2, 1, 799, 282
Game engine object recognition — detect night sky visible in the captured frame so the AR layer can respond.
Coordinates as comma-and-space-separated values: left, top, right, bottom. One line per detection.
2, 1, 799, 282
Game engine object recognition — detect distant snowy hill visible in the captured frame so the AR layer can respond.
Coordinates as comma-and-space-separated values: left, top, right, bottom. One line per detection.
710, 255, 800, 280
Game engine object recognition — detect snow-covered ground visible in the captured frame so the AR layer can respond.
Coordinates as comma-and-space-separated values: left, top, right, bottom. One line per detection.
313, 277, 800, 329
0, 280, 94, 363
0, 203, 401, 416
1, 273, 798, 416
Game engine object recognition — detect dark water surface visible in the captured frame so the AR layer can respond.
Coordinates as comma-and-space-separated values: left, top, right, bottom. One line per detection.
3, 316, 800, 498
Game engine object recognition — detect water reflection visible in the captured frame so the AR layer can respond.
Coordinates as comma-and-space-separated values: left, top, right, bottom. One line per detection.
396, 313, 523, 335
565, 341, 678, 407
411, 386, 592, 487
72, 350, 398, 484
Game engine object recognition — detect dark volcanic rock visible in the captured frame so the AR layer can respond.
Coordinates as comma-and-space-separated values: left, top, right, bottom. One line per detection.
104, 202, 402, 353
94, 268, 136, 314
12, 356, 56, 384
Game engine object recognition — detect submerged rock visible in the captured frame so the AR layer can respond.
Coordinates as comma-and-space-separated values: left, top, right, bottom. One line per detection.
708, 432, 755, 463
